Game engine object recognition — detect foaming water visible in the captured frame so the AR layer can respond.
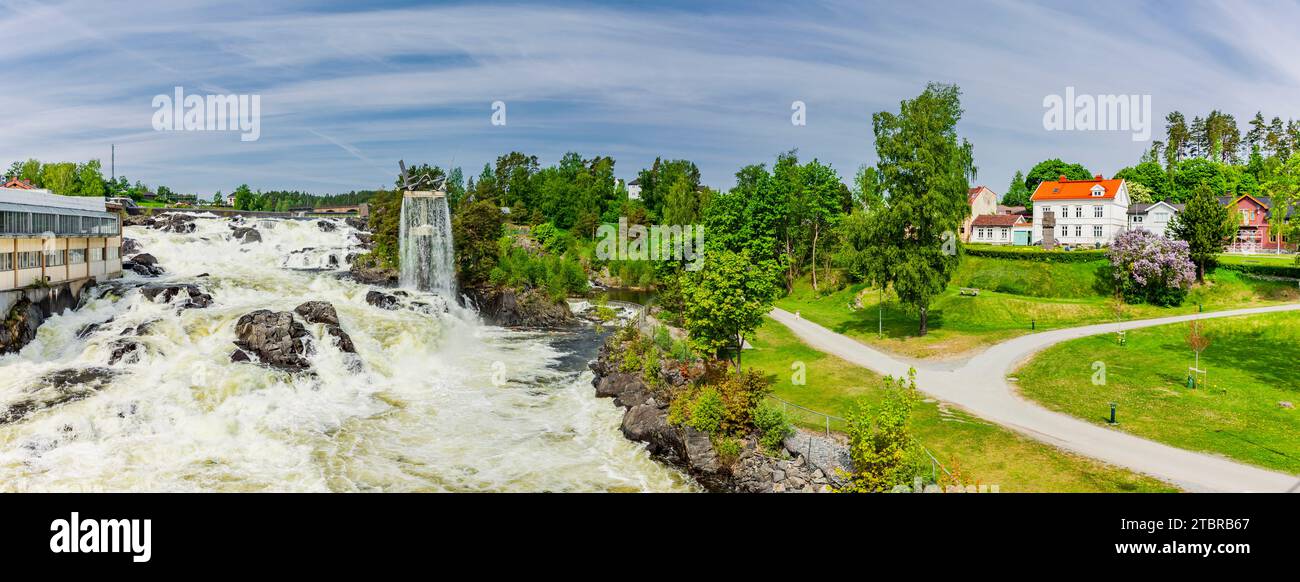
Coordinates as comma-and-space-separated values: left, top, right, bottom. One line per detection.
0, 215, 692, 492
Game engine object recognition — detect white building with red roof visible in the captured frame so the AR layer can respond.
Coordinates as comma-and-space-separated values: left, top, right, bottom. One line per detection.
970, 213, 1027, 245
960, 185, 998, 242
1030, 175, 1131, 247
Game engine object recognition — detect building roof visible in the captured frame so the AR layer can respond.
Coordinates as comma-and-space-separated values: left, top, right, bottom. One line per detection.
967, 186, 995, 203
2, 178, 36, 190
997, 204, 1029, 215
1030, 175, 1124, 201
1219, 194, 1295, 218
971, 214, 1024, 227
0, 187, 113, 218
1128, 201, 1184, 215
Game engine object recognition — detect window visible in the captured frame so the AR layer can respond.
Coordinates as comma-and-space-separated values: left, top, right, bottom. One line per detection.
107, 246, 120, 260
1094, 225, 1103, 238
1094, 205, 1104, 218
90, 247, 104, 262
59, 215, 79, 235
1001, 228, 1008, 240
2, 211, 30, 234
1133, 215, 1144, 223
68, 249, 86, 264
1075, 225, 1082, 237
1075, 206, 1083, 218
44, 250, 65, 267
1060, 225, 1067, 237
32, 213, 57, 234
0, 252, 10, 271
17, 251, 40, 269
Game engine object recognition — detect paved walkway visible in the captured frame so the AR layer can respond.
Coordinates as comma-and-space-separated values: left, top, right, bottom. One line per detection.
769, 304, 1300, 492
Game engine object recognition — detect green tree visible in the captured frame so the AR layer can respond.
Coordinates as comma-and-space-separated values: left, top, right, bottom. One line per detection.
1023, 158, 1091, 194
870, 82, 976, 335
1263, 153, 1300, 256
680, 250, 780, 371
74, 160, 105, 197
1172, 158, 1227, 202
852, 165, 885, 211
451, 199, 505, 287
1114, 161, 1172, 200
801, 159, 845, 291
233, 184, 254, 210
39, 162, 78, 195
1001, 170, 1031, 207
1168, 184, 1236, 282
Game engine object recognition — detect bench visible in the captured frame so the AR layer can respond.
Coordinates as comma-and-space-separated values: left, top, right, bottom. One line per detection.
959, 287, 980, 297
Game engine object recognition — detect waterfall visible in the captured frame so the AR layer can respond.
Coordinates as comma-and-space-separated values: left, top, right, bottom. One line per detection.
399, 191, 457, 298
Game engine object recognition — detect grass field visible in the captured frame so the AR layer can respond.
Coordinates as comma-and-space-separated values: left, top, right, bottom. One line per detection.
778, 257, 1300, 359
1014, 311, 1300, 474
744, 319, 1179, 492
1217, 253, 1298, 267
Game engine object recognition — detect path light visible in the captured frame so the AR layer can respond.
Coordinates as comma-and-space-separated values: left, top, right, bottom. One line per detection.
1108, 402, 1117, 424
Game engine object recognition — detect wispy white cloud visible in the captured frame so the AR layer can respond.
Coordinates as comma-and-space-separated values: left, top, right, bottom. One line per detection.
0, 0, 1297, 194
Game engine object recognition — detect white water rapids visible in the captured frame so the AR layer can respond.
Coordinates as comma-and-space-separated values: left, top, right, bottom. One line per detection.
0, 215, 692, 492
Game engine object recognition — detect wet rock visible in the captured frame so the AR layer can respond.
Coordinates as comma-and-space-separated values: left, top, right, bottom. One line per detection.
122, 238, 142, 255
232, 310, 312, 371
294, 301, 340, 326
344, 217, 367, 230
154, 213, 197, 233
132, 253, 159, 267
107, 339, 143, 364
464, 287, 574, 328
123, 253, 165, 277
352, 232, 373, 248
76, 317, 115, 339
1, 367, 117, 425
140, 284, 213, 309
348, 263, 398, 286
229, 349, 251, 363
326, 325, 356, 354
231, 227, 261, 244
365, 290, 399, 310
0, 298, 44, 355
595, 373, 650, 408
317, 220, 337, 232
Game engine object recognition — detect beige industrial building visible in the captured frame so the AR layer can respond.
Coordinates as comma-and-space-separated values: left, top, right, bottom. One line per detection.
1, 186, 122, 292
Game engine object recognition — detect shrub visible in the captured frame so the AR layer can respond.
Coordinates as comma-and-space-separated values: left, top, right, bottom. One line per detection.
685, 387, 725, 434
753, 402, 794, 453
670, 338, 694, 362
1107, 230, 1196, 306
653, 325, 673, 352
965, 245, 1107, 263
712, 436, 743, 465
842, 370, 926, 493
1216, 262, 1300, 280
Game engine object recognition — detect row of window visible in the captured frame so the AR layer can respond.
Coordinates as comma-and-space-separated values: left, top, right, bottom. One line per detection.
1042, 205, 1109, 219
0, 247, 121, 269
1057, 225, 1106, 238
975, 227, 1009, 240
0, 211, 120, 236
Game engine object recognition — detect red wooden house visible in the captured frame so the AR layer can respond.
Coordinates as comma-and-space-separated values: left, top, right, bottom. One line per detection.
1219, 194, 1295, 253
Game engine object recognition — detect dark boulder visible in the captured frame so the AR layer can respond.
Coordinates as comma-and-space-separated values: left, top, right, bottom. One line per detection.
107, 339, 143, 365
344, 217, 367, 230
365, 290, 399, 310
231, 227, 261, 244
0, 298, 44, 355
131, 253, 158, 267
76, 317, 115, 339
122, 238, 142, 255
154, 213, 197, 233
349, 263, 398, 286
317, 220, 337, 232
229, 349, 252, 363
294, 301, 340, 325
140, 284, 213, 309
123, 253, 165, 277
465, 287, 574, 328
326, 325, 356, 354
232, 310, 312, 371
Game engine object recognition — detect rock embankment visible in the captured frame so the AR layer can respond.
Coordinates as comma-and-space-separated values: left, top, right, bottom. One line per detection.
465, 287, 574, 328
589, 337, 849, 493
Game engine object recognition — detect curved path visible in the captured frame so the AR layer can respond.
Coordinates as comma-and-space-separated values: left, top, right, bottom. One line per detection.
770, 304, 1300, 492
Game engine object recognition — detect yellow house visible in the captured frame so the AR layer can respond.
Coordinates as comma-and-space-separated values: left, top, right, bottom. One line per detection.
960, 186, 999, 242
1, 187, 122, 292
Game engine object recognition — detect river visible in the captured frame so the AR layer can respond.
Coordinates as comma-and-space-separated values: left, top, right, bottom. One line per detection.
0, 215, 693, 492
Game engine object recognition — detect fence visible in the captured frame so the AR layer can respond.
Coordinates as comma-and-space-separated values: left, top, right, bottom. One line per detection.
768, 395, 953, 483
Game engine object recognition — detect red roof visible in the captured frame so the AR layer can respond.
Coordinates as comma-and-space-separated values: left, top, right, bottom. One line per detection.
2, 178, 36, 190
971, 214, 1024, 227
968, 186, 992, 203
1030, 175, 1123, 201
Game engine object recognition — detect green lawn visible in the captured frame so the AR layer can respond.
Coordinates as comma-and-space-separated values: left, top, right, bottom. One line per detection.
1014, 311, 1300, 475
778, 257, 1299, 359
1217, 253, 1298, 267
744, 319, 1179, 492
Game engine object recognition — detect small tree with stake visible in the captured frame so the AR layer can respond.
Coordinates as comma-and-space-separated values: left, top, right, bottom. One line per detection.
1186, 321, 1211, 389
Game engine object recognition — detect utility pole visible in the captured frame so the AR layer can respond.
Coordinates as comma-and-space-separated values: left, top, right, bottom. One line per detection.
111, 144, 115, 181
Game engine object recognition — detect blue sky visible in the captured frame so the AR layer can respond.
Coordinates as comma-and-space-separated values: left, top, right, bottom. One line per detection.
2, 0, 1298, 196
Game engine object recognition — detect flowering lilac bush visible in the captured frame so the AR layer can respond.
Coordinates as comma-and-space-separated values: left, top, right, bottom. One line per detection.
1107, 230, 1196, 306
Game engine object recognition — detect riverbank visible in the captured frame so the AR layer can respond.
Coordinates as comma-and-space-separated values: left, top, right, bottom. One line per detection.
589, 331, 849, 492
